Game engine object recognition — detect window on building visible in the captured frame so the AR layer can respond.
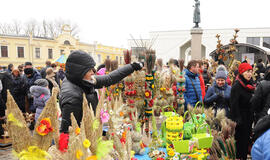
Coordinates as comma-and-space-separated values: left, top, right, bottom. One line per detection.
48, 49, 53, 59
64, 40, 71, 45
35, 48, 40, 59
247, 37, 260, 46
98, 54, 101, 63
116, 56, 118, 61
107, 56, 110, 59
1, 46, 8, 57
60, 49, 64, 55
120, 57, 122, 64
263, 37, 270, 49
17, 47, 24, 58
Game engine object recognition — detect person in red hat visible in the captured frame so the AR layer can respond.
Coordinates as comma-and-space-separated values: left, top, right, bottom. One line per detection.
230, 62, 255, 160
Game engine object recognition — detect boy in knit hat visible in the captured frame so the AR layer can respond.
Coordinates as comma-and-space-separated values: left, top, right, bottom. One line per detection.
30, 79, 51, 121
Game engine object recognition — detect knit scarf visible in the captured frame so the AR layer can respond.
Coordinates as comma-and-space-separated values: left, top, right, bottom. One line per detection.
236, 75, 255, 91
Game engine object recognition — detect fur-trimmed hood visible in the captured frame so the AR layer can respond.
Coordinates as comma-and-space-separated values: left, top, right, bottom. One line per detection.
30, 85, 50, 98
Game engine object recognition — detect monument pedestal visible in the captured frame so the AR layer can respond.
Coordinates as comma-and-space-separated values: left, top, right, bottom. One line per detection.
190, 28, 203, 60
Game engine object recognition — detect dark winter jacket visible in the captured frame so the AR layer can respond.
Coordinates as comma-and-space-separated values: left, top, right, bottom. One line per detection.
30, 86, 50, 121
255, 63, 265, 80
251, 114, 270, 159
10, 75, 26, 112
230, 75, 254, 123
0, 71, 12, 117
40, 65, 50, 78
184, 69, 202, 107
251, 79, 270, 123
204, 82, 231, 114
58, 69, 66, 81
230, 74, 255, 159
59, 50, 136, 133
202, 69, 211, 85
23, 70, 42, 112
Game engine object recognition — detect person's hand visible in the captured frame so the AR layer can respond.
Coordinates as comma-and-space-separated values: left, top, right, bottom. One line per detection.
217, 92, 223, 98
131, 62, 144, 71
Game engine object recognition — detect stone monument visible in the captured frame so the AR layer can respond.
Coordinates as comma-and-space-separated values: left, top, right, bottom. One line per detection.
190, 0, 203, 59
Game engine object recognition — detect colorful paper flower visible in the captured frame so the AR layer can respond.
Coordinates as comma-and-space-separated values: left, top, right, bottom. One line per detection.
100, 109, 110, 123
83, 139, 91, 148
36, 118, 53, 136
86, 156, 97, 160
59, 133, 69, 152
149, 99, 154, 107
7, 113, 23, 127
119, 111, 124, 117
167, 149, 175, 157
153, 150, 159, 155
76, 150, 83, 159
15, 146, 51, 160
75, 127, 80, 135
145, 90, 151, 98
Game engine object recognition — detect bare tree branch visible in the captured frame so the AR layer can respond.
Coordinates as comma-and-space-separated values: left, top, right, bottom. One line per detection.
13, 20, 22, 35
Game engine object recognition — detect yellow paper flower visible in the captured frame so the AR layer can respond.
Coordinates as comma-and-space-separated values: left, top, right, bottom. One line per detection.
86, 155, 97, 160
15, 146, 51, 160
7, 113, 23, 127
83, 139, 91, 148
75, 127, 80, 135
130, 150, 135, 158
76, 150, 83, 159
93, 119, 100, 130
167, 149, 175, 157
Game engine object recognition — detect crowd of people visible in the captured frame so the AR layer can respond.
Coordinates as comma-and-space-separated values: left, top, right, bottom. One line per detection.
0, 61, 65, 132
0, 50, 269, 160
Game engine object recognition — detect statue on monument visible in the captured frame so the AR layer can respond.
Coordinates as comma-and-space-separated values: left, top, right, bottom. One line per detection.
193, 0, 201, 28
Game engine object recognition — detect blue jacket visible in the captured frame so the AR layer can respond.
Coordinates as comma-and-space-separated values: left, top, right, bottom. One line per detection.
184, 69, 202, 107
204, 82, 231, 114
252, 128, 270, 160
30, 86, 50, 121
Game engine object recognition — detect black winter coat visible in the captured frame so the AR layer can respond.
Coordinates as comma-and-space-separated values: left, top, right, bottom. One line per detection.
202, 69, 211, 85
0, 71, 12, 117
251, 79, 270, 123
230, 75, 254, 159
59, 51, 135, 133
10, 75, 26, 112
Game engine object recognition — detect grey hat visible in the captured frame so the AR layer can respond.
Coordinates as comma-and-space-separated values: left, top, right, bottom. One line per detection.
215, 71, 227, 80
34, 79, 48, 87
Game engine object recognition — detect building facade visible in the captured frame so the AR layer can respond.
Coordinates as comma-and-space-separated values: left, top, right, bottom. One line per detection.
128, 28, 270, 64
0, 25, 124, 68
94, 43, 125, 67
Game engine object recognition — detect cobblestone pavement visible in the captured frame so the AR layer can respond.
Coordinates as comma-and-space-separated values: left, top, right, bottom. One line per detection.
0, 148, 14, 160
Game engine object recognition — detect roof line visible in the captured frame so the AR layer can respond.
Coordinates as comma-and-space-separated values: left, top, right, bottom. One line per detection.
150, 27, 270, 33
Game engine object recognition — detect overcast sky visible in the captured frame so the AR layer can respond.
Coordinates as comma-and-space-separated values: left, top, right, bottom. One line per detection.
1, 0, 269, 48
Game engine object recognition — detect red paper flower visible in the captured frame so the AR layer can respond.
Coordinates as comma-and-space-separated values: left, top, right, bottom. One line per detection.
156, 158, 165, 160
120, 137, 126, 144
145, 90, 151, 99
36, 118, 53, 136
59, 133, 69, 152
149, 99, 154, 107
172, 85, 177, 92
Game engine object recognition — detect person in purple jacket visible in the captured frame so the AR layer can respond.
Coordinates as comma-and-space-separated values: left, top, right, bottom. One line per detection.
30, 79, 50, 121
